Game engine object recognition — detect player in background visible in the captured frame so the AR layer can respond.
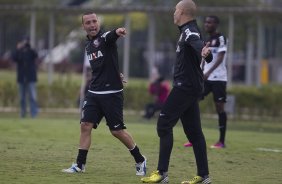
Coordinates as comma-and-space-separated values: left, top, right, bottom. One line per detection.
184, 15, 228, 149
141, 0, 212, 183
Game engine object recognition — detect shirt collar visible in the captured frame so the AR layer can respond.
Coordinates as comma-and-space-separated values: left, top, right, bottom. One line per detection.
178, 19, 197, 32
86, 30, 102, 40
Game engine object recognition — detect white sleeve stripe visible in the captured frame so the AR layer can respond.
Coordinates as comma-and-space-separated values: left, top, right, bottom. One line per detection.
218, 45, 227, 52
101, 31, 110, 38
219, 36, 226, 47
218, 48, 227, 52
101, 31, 110, 42
184, 28, 200, 41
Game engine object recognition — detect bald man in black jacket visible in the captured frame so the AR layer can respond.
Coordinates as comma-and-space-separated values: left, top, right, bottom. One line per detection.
141, 0, 212, 183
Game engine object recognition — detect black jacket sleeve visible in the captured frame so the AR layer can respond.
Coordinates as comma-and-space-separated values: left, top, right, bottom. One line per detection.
101, 29, 119, 44
11, 49, 20, 63
187, 35, 213, 64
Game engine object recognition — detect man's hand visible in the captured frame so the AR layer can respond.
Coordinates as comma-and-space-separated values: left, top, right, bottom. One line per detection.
201, 42, 211, 58
116, 28, 126, 37
120, 73, 127, 84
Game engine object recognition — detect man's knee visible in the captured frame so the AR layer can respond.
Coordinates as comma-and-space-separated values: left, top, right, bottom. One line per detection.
110, 129, 124, 138
157, 127, 172, 138
157, 117, 172, 137
80, 122, 93, 133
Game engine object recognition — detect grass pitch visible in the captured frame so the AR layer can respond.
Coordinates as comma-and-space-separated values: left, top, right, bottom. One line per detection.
0, 113, 281, 184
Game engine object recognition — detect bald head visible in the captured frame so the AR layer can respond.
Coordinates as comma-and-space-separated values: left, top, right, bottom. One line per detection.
174, 0, 197, 26
180, 0, 197, 17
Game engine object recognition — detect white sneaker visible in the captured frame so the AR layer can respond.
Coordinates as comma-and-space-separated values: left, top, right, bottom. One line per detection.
61, 163, 85, 173
136, 156, 146, 176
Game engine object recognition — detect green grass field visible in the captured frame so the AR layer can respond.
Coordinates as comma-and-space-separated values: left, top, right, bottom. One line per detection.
0, 113, 281, 184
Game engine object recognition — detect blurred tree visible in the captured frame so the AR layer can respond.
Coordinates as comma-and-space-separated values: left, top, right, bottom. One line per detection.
102, 12, 147, 31
0, 0, 32, 4
1, 0, 281, 81
66, 0, 89, 6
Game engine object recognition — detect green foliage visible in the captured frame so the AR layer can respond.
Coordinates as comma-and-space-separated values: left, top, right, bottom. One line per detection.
102, 12, 148, 31
1, 71, 282, 119
229, 85, 282, 117
124, 80, 152, 110
0, 0, 33, 4
0, 80, 17, 106
0, 71, 82, 108
37, 79, 79, 108
101, 14, 124, 29
199, 84, 282, 119
199, 93, 215, 113
130, 12, 148, 31
196, 0, 247, 6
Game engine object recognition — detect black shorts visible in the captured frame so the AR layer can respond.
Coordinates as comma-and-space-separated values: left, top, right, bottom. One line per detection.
202, 80, 227, 103
81, 91, 126, 130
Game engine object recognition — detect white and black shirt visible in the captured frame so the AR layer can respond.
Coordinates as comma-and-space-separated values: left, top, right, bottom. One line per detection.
203, 33, 227, 81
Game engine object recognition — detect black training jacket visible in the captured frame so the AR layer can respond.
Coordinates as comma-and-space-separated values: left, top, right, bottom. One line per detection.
173, 20, 213, 96
85, 29, 123, 92
12, 44, 38, 83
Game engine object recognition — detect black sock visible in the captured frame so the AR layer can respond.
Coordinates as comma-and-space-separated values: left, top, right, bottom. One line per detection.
218, 112, 227, 143
76, 149, 88, 169
129, 145, 144, 163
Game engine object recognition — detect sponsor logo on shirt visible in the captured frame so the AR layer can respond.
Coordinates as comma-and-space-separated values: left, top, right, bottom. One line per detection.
87, 50, 103, 61
93, 39, 100, 48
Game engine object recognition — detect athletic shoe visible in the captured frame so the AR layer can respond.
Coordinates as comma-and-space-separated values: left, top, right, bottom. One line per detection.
183, 142, 193, 147
181, 175, 211, 184
210, 142, 225, 149
136, 156, 147, 176
141, 170, 169, 183
61, 163, 85, 173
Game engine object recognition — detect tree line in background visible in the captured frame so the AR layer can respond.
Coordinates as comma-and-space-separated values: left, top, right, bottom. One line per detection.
0, 77, 282, 120
0, 0, 281, 80
1, 0, 279, 7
